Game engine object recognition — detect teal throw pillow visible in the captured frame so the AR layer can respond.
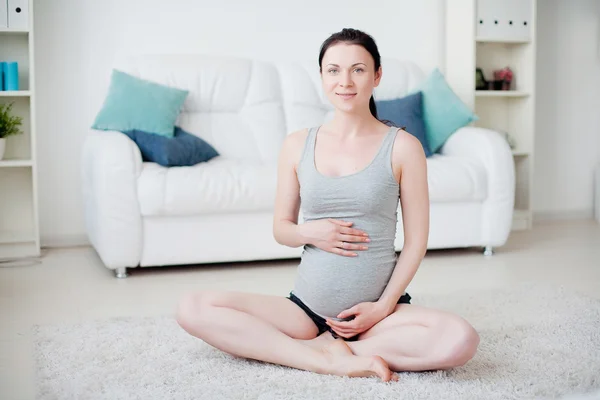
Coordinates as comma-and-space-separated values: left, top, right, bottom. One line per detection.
413, 68, 478, 153
92, 69, 189, 137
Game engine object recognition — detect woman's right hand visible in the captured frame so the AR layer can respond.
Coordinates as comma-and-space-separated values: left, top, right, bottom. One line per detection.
298, 219, 370, 257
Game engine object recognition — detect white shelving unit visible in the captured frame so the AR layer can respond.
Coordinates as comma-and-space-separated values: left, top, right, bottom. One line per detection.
0, 0, 40, 258
446, 0, 537, 231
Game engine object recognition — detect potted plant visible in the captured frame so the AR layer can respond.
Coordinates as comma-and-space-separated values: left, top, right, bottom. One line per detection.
0, 102, 23, 160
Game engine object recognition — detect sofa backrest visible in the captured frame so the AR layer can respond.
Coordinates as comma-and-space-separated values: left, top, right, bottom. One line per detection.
115, 55, 425, 165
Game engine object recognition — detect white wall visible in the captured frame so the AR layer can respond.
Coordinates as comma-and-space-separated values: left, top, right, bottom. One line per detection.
534, 0, 600, 219
34, 0, 446, 245
33, 0, 600, 246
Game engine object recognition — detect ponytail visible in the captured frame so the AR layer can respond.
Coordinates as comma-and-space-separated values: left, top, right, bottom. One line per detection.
369, 95, 378, 119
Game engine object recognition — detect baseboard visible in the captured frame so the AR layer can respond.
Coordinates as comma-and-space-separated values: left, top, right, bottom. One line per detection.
533, 209, 594, 222
41, 234, 90, 248
39, 210, 595, 248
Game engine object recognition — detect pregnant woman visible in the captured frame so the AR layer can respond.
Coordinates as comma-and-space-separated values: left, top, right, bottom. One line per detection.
176, 28, 479, 382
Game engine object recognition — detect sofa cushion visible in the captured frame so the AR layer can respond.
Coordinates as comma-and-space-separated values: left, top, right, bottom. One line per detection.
375, 92, 432, 157
411, 69, 479, 153
137, 154, 486, 217
122, 126, 219, 167
426, 155, 488, 202
137, 157, 277, 217
92, 69, 189, 137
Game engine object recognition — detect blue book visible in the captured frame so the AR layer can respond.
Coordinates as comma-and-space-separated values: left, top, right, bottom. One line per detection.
0, 62, 6, 91
5, 62, 19, 91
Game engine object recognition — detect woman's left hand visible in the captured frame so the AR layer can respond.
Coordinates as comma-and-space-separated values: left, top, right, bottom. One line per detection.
325, 302, 389, 339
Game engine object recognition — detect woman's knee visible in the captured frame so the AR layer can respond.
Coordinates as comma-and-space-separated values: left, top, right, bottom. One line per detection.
438, 317, 480, 369
176, 291, 221, 333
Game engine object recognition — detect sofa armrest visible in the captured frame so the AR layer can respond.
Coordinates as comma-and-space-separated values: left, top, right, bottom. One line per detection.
440, 126, 516, 246
81, 130, 143, 269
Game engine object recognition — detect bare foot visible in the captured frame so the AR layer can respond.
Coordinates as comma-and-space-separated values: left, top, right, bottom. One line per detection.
321, 340, 398, 382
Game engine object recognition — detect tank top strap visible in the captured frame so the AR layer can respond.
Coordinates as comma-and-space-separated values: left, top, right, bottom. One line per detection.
374, 125, 401, 167
299, 126, 318, 168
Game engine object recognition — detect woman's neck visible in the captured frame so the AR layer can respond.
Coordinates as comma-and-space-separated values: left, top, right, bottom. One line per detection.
326, 108, 382, 138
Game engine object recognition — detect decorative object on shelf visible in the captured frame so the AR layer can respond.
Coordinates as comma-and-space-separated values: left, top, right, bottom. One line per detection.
0, 101, 23, 160
475, 67, 488, 90
1, 61, 19, 91
493, 67, 513, 90
500, 130, 517, 150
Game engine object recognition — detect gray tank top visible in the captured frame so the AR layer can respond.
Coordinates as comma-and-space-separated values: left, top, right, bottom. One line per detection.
291, 125, 402, 319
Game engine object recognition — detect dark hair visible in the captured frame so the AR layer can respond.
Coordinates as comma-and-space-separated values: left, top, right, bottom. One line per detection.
318, 28, 382, 120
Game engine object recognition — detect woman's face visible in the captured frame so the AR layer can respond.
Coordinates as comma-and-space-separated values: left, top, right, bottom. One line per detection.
321, 43, 381, 114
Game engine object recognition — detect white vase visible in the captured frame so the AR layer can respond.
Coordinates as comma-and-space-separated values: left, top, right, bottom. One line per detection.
0, 138, 5, 161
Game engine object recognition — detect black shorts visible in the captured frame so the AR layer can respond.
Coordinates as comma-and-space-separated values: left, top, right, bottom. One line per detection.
287, 292, 412, 342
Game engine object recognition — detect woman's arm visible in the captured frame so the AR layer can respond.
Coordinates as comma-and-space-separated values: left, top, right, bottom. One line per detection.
272, 129, 309, 248
377, 130, 430, 314
272, 129, 370, 254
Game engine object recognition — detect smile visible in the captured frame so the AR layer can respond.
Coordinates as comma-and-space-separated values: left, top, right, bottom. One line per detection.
336, 93, 357, 99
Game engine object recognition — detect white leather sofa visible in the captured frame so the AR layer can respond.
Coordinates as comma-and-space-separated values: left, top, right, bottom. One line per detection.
82, 55, 515, 278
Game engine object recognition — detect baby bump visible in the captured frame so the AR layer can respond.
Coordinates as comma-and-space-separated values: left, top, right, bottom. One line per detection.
292, 246, 397, 318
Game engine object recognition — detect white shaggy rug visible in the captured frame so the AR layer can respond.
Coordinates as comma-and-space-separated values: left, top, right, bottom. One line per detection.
33, 284, 600, 400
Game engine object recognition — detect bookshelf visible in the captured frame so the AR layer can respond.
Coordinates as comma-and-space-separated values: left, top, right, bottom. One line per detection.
0, 0, 39, 258
446, 0, 537, 231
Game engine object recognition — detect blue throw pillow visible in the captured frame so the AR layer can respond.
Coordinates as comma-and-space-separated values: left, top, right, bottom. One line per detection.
412, 68, 478, 153
92, 69, 189, 137
122, 127, 219, 167
376, 92, 432, 157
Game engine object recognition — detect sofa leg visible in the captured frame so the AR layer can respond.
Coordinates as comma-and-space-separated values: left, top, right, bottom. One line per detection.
483, 246, 493, 257
114, 267, 129, 279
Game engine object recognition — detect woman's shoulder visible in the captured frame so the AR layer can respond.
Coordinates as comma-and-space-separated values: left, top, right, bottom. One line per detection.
278, 128, 311, 170
391, 127, 426, 157
389, 127, 427, 181
281, 128, 310, 153
286, 127, 310, 143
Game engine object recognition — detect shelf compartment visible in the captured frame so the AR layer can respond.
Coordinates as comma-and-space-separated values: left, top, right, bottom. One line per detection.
0, 168, 36, 249
0, 34, 31, 91
476, 41, 535, 95
0, 97, 32, 160
474, 95, 534, 156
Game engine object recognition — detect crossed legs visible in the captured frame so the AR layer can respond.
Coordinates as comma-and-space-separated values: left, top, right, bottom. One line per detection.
176, 290, 479, 380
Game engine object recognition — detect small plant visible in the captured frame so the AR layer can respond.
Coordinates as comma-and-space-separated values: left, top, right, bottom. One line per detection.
0, 102, 24, 139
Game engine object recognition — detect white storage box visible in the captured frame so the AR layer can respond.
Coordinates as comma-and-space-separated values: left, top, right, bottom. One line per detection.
476, 0, 532, 42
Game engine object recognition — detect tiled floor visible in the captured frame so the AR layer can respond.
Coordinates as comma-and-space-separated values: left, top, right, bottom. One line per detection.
1, 219, 599, 399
